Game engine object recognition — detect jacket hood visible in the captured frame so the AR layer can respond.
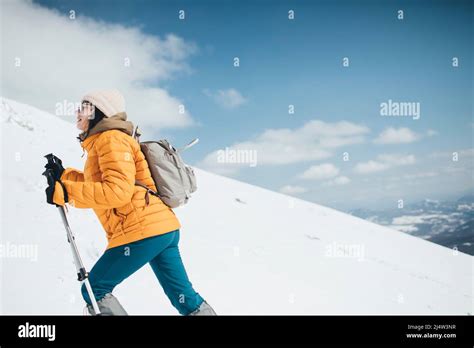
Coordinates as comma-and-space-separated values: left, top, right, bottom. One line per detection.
78, 112, 134, 147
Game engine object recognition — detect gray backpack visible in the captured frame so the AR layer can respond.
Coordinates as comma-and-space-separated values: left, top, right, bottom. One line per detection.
132, 127, 198, 208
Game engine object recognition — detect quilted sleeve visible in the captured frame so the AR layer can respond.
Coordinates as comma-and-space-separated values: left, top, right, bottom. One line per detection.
60, 167, 85, 182
53, 132, 136, 209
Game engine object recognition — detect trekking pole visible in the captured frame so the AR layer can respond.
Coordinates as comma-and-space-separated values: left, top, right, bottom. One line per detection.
177, 138, 199, 153
57, 205, 101, 315
132, 125, 198, 153
42, 154, 101, 315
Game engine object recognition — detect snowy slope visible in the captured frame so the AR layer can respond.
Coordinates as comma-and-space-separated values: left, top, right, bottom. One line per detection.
0, 97, 472, 315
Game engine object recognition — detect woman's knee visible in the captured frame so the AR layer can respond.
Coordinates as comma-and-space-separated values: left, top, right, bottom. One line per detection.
81, 279, 108, 305
81, 283, 92, 305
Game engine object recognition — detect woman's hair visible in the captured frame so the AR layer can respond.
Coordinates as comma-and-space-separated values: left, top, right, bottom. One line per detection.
87, 106, 106, 131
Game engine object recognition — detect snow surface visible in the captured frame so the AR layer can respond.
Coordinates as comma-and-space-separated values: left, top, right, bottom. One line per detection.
0, 97, 472, 315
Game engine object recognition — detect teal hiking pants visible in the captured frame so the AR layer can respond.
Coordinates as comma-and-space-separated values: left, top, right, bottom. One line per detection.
81, 229, 205, 315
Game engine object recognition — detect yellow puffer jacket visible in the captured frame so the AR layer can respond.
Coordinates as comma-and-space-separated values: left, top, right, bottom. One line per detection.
53, 128, 181, 249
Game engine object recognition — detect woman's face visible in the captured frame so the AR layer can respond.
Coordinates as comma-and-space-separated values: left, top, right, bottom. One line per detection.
76, 102, 93, 131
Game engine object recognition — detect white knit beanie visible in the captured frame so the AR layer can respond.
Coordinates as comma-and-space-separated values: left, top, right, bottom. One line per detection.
82, 89, 125, 117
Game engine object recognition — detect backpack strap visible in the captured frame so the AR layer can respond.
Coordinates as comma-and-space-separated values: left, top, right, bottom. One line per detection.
133, 127, 157, 206
135, 180, 159, 206
132, 125, 142, 143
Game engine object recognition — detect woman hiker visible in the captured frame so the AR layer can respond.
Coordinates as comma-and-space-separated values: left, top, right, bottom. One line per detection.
43, 89, 216, 316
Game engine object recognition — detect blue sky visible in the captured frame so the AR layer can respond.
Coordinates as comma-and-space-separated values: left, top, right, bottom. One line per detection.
16, 0, 474, 209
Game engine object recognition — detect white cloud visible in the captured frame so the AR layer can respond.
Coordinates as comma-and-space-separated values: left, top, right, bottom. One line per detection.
1, 0, 197, 130
198, 120, 369, 173
377, 154, 416, 165
203, 88, 247, 109
391, 214, 445, 225
300, 163, 340, 180
332, 176, 351, 185
279, 185, 308, 194
323, 176, 351, 186
354, 154, 416, 174
354, 160, 389, 173
388, 172, 438, 181
426, 129, 438, 137
374, 127, 420, 144
389, 225, 419, 233
403, 172, 438, 180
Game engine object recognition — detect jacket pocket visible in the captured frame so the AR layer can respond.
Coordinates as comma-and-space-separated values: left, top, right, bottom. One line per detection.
132, 186, 148, 209
114, 201, 142, 232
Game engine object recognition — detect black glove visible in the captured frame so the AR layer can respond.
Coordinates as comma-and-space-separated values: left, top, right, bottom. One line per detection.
44, 153, 65, 181
43, 168, 68, 205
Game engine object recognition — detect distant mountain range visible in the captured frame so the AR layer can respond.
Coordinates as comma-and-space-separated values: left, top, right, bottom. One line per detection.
350, 194, 474, 255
